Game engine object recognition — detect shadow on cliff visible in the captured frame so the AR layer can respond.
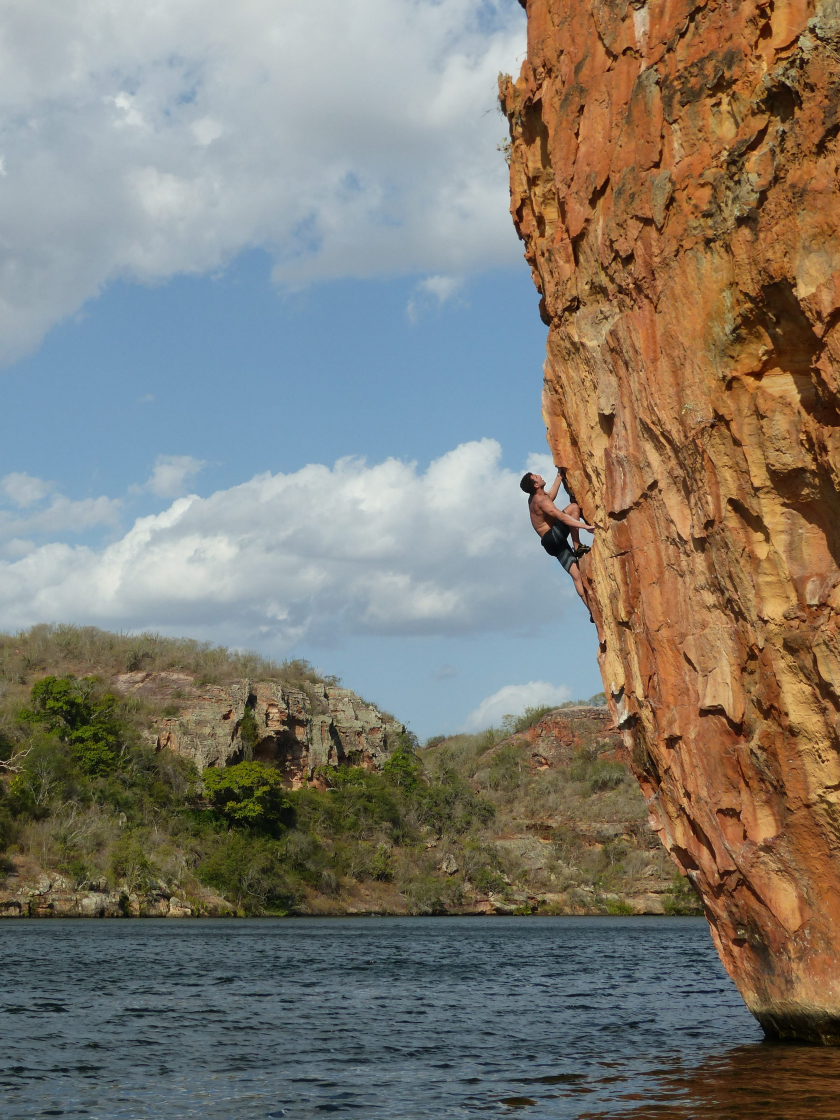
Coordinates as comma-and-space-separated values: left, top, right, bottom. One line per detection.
579, 1042, 840, 1119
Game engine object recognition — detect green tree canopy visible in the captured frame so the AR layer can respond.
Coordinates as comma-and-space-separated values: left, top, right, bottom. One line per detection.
20, 675, 121, 776
382, 733, 423, 792
201, 761, 292, 832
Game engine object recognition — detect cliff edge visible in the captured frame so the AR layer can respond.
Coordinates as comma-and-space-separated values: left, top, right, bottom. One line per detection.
502, 0, 840, 1041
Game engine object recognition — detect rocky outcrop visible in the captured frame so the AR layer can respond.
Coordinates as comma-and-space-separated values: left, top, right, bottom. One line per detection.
512, 704, 626, 768
115, 672, 405, 782
503, 1, 840, 1041
0, 868, 230, 918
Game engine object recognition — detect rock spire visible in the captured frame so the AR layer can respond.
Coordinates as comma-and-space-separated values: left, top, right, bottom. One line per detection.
503, 0, 840, 1041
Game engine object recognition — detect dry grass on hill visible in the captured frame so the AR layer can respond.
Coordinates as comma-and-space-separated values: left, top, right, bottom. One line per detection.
0, 623, 327, 690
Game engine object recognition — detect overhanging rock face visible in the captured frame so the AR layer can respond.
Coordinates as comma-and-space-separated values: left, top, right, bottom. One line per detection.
502, 0, 840, 1041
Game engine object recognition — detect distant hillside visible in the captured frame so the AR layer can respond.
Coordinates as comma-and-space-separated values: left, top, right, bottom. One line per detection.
0, 625, 700, 918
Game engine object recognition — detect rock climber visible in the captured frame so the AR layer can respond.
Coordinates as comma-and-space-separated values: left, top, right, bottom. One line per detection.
520, 467, 597, 620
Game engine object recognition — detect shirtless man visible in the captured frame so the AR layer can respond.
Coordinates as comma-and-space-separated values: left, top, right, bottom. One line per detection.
520, 468, 597, 617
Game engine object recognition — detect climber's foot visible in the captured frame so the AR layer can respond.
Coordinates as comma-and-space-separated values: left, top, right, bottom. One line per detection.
575, 544, 591, 559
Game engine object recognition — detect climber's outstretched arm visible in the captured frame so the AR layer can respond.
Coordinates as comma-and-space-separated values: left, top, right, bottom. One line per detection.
546, 468, 564, 502
548, 506, 595, 533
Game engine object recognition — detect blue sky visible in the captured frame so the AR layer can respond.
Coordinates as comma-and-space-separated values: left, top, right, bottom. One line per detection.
0, 0, 601, 737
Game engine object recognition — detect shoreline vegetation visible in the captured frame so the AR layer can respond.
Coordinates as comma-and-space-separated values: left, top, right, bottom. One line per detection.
0, 625, 701, 920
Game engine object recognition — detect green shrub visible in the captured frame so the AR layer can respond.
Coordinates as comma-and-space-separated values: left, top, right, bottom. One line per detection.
201, 761, 292, 833
600, 840, 628, 871
488, 745, 522, 791
20, 676, 122, 776
423, 735, 447, 749
0, 729, 15, 764
413, 773, 494, 835
277, 830, 334, 886
588, 762, 627, 792
57, 857, 94, 887
663, 871, 703, 915
298, 768, 405, 839
0, 783, 15, 853
8, 735, 77, 816
370, 843, 393, 881
605, 899, 634, 915
502, 706, 555, 736
111, 834, 157, 893
382, 734, 423, 791
558, 693, 608, 709
197, 833, 299, 914
470, 865, 506, 894
238, 706, 260, 758
400, 874, 446, 915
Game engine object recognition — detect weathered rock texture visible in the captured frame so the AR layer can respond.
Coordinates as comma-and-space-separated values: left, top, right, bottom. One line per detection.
503, 0, 840, 1041
0, 862, 233, 919
114, 672, 404, 782
515, 704, 625, 769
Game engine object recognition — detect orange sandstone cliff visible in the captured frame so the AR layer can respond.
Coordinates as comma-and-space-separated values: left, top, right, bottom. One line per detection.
502, 0, 840, 1041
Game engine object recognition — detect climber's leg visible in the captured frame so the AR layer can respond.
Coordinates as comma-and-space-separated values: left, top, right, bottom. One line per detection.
568, 561, 590, 612
569, 561, 603, 639
563, 502, 582, 550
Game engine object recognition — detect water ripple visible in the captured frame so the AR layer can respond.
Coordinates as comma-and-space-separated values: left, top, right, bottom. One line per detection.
0, 916, 835, 1118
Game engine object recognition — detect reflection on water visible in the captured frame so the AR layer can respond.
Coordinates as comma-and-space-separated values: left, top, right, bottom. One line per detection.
579, 1043, 840, 1120
0, 916, 838, 1118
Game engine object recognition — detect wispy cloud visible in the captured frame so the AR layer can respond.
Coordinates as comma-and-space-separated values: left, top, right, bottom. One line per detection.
406, 274, 465, 323
0, 473, 121, 538
140, 455, 206, 499
432, 664, 459, 683
1, 472, 53, 508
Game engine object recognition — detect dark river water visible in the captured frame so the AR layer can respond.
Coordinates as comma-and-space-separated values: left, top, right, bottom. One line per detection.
2, 916, 840, 1119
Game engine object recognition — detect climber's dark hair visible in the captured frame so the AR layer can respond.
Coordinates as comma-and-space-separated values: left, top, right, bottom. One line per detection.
520, 472, 537, 495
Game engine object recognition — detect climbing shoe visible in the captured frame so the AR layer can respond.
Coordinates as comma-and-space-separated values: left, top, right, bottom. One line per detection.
574, 544, 591, 559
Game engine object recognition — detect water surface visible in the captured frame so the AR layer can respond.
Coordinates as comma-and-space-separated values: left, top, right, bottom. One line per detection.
1, 916, 839, 1118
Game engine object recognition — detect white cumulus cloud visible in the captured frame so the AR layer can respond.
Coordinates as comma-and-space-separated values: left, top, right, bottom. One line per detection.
0, 0, 525, 364
463, 680, 572, 731
0, 440, 574, 646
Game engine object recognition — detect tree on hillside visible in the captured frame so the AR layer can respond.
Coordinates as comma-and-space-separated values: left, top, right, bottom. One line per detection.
201, 761, 292, 833
19, 675, 122, 776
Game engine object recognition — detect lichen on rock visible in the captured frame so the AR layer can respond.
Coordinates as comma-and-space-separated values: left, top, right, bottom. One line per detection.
503, 0, 840, 1042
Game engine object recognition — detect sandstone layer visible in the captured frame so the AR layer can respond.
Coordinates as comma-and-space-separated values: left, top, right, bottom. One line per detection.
503, 0, 840, 1041
115, 672, 404, 782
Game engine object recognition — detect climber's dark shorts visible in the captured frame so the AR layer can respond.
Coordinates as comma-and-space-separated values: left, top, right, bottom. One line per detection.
540, 523, 577, 574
